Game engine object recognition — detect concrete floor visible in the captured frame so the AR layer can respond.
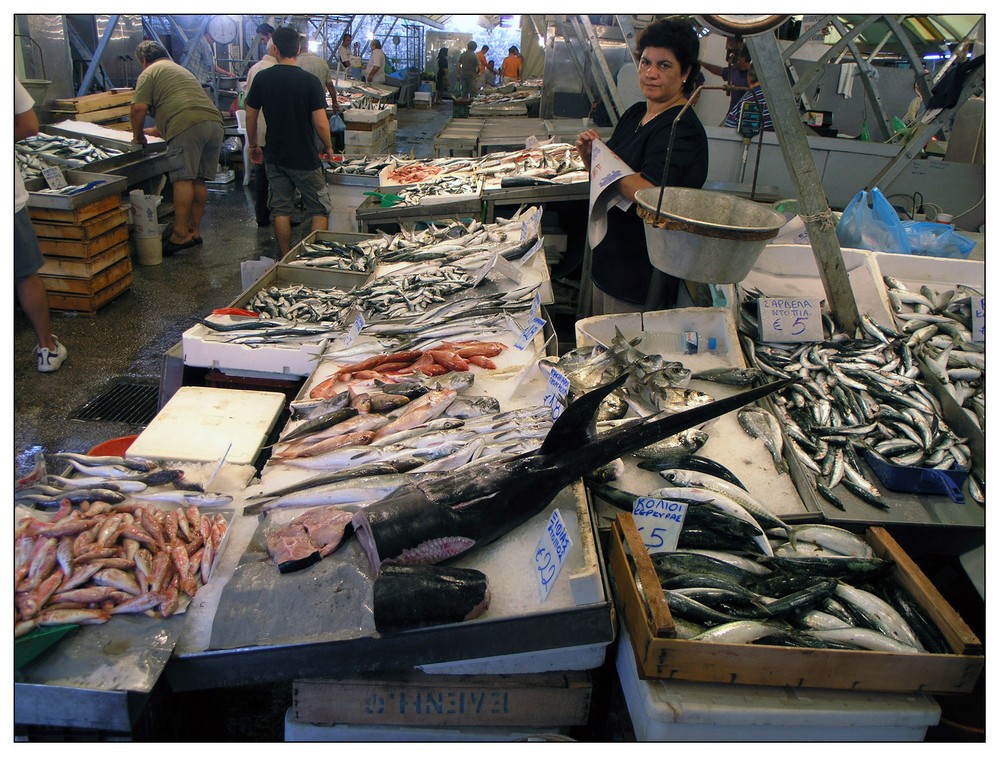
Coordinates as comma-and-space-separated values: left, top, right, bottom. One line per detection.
12, 102, 455, 480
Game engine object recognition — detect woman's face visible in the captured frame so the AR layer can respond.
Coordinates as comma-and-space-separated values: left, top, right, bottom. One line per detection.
638, 46, 690, 104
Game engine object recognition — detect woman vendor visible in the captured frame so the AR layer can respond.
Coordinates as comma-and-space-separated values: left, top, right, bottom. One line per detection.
576, 18, 709, 314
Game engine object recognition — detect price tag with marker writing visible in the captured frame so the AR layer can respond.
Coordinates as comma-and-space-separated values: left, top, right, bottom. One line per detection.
632, 497, 688, 555
520, 206, 544, 241
343, 312, 365, 348
514, 316, 546, 351
533, 508, 573, 601
972, 297, 985, 342
757, 296, 823, 343
41, 166, 67, 191
543, 367, 570, 420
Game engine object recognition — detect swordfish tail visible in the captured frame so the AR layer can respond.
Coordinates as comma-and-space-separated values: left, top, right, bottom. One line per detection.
352, 376, 797, 571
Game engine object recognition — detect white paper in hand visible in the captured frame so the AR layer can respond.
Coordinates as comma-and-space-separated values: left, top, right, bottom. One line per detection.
587, 139, 636, 248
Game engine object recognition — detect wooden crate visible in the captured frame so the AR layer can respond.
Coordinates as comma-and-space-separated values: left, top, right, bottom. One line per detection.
47, 269, 134, 315
39, 239, 130, 280
52, 89, 135, 114
609, 514, 984, 694
293, 671, 591, 728
31, 207, 128, 241
42, 255, 132, 296
49, 104, 131, 124
28, 193, 121, 225
37, 222, 129, 259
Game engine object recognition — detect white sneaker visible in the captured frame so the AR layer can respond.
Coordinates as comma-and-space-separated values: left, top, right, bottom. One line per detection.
36, 336, 67, 373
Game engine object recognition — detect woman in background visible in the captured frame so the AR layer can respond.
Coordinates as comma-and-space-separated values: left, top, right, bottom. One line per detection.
436, 48, 449, 96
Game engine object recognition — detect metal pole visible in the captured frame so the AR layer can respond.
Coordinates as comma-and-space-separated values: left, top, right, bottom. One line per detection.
76, 14, 120, 96
746, 32, 862, 335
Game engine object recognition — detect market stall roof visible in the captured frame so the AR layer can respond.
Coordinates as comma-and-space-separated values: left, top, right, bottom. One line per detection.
826, 14, 983, 57
392, 15, 451, 30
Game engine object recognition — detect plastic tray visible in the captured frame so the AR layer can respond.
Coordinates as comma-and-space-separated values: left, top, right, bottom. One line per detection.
862, 449, 968, 504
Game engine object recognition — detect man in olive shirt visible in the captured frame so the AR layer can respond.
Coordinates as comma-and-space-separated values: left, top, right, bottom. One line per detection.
131, 40, 224, 254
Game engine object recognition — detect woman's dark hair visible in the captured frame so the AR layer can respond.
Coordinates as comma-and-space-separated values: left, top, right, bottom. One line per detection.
636, 18, 701, 96
271, 26, 300, 58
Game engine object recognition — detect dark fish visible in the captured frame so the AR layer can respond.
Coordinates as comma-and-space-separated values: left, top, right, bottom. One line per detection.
352, 376, 797, 571
373, 564, 491, 633
691, 366, 765, 386
277, 407, 359, 444
639, 454, 748, 491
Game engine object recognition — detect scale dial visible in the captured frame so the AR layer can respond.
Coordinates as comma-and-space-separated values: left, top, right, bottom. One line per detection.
207, 15, 238, 45
697, 15, 790, 37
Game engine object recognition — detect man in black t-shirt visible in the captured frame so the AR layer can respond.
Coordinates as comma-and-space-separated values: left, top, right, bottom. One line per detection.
245, 26, 335, 254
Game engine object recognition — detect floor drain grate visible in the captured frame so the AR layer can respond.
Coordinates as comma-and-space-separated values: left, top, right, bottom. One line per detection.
70, 379, 160, 425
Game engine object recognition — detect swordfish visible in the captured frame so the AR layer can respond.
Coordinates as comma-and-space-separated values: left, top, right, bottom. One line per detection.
353, 374, 796, 571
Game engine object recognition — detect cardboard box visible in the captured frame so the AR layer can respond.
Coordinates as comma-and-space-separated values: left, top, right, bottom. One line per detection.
610, 514, 984, 694
292, 671, 591, 727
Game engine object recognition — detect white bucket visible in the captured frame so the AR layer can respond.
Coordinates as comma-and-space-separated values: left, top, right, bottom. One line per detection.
130, 189, 161, 237
134, 234, 163, 266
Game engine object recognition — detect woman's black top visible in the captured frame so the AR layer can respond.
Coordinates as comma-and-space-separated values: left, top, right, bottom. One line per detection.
591, 100, 709, 305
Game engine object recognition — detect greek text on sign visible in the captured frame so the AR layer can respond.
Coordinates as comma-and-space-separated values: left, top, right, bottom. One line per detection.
972, 297, 985, 342
543, 367, 570, 420
758, 296, 824, 343
42, 166, 68, 190
514, 316, 546, 351
520, 206, 543, 241
632, 497, 687, 555
534, 508, 574, 601
343, 312, 365, 348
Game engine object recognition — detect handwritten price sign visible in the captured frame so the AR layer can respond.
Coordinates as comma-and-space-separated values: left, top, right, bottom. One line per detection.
972, 297, 985, 342
543, 367, 570, 420
632, 497, 687, 555
42, 166, 68, 190
343, 312, 365, 348
514, 316, 546, 351
534, 508, 574, 601
758, 296, 823, 343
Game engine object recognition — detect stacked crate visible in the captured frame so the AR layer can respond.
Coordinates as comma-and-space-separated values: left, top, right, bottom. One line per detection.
29, 192, 133, 315
342, 105, 396, 156
49, 89, 136, 131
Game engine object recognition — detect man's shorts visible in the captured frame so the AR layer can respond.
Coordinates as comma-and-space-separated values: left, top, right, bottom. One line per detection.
14, 206, 45, 279
168, 120, 225, 182
264, 163, 330, 218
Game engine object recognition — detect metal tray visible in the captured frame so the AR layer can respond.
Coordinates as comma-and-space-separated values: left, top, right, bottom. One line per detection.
25, 170, 127, 210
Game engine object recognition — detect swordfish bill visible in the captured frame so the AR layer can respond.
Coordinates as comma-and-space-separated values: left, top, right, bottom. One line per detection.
353, 375, 797, 571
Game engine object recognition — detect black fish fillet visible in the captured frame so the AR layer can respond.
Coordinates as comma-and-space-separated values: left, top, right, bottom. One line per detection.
373, 564, 491, 633
353, 375, 796, 571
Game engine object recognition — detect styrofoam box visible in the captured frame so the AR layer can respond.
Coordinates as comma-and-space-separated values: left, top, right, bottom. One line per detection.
742, 243, 894, 327
285, 709, 565, 742
615, 629, 940, 742
575, 307, 809, 519
872, 251, 985, 293
343, 105, 396, 124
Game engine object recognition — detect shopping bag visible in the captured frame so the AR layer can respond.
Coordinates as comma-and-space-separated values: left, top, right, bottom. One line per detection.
329, 114, 346, 134
836, 188, 911, 254
901, 221, 975, 258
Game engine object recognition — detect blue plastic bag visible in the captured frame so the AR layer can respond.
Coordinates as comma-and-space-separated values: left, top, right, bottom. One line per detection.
901, 221, 975, 258
329, 113, 346, 134
836, 188, 911, 254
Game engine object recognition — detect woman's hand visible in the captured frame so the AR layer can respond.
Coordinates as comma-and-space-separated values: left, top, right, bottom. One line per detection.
575, 128, 601, 171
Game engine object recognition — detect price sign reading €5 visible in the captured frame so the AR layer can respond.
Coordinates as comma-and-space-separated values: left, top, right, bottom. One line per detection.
533, 508, 574, 601
543, 366, 570, 420
757, 296, 823, 343
632, 497, 688, 555
514, 316, 545, 351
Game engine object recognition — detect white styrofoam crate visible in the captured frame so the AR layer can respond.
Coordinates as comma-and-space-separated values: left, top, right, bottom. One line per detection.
343, 106, 395, 125
742, 243, 894, 328
574, 307, 809, 519
871, 251, 985, 292
285, 709, 562, 742
615, 629, 940, 742
182, 317, 328, 377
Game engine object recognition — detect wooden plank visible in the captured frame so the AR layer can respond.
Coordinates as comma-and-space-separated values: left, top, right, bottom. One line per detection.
28, 193, 121, 225
37, 223, 129, 259
53, 89, 135, 114
41, 255, 132, 295
47, 270, 133, 315
39, 239, 130, 280
49, 104, 132, 124
610, 515, 985, 694
293, 671, 591, 727
31, 207, 128, 241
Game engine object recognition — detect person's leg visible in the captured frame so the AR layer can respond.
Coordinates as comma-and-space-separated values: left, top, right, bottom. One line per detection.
15, 274, 55, 351
255, 165, 270, 225
273, 215, 292, 254
190, 179, 208, 239
169, 179, 196, 243
297, 166, 331, 238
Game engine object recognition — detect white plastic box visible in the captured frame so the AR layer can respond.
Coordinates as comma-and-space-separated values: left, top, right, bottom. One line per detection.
615, 629, 941, 742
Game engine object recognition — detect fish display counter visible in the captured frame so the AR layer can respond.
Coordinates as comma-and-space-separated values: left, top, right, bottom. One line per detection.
41, 121, 176, 189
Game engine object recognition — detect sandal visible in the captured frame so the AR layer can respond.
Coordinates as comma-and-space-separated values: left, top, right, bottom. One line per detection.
162, 238, 198, 256
192, 236, 203, 245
